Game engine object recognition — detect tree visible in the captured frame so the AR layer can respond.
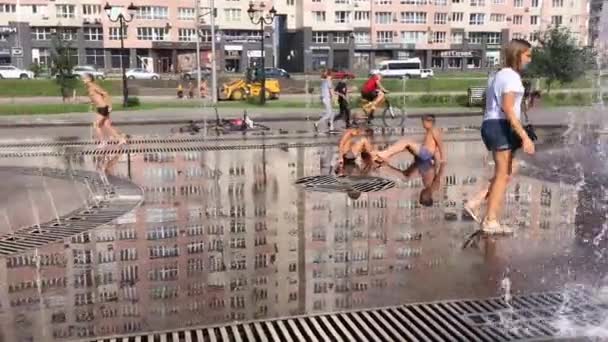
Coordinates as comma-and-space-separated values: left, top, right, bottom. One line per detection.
50, 34, 78, 102
526, 26, 596, 93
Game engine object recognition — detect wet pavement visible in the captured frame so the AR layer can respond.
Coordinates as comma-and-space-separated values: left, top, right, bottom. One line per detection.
0, 123, 606, 341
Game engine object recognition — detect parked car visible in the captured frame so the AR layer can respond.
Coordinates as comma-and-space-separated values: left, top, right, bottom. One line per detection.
72, 65, 105, 80
420, 69, 434, 79
264, 67, 290, 78
0, 65, 34, 79
182, 67, 211, 81
330, 69, 355, 80
126, 68, 160, 80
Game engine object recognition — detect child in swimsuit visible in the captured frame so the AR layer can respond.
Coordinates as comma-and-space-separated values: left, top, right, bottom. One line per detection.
376, 114, 445, 164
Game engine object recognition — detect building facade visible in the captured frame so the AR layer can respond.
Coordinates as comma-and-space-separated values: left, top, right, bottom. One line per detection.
0, 0, 592, 73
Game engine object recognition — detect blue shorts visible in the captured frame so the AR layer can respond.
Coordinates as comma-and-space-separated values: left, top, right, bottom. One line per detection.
416, 146, 434, 162
481, 119, 521, 152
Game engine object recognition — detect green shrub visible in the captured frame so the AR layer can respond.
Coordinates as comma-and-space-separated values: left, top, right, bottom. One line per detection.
126, 97, 140, 107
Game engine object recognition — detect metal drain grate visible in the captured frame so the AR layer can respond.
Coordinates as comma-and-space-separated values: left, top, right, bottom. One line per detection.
85, 288, 602, 342
296, 175, 396, 193
0, 167, 142, 256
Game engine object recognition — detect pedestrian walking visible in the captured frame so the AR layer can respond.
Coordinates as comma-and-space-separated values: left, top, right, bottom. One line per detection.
465, 39, 536, 234
314, 70, 335, 132
333, 78, 351, 128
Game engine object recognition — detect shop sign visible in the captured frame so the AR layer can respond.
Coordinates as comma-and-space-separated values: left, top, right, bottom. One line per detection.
0, 48, 9, 56
440, 51, 473, 57
0, 27, 17, 34
11, 47, 23, 57
224, 45, 243, 51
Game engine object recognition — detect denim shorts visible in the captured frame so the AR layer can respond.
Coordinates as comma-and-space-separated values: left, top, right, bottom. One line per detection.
481, 119, 521, 151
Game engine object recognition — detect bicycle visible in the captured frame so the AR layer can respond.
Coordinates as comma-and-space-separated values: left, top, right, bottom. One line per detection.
358, 94, 406, 128
171, 108, 270, 134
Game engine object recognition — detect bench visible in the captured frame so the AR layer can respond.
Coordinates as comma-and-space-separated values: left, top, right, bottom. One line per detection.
467, 87, 486, 107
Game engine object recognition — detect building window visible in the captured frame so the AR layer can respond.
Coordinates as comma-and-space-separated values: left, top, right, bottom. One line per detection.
137, 27, 169, 41
178, 28, 197, 41
401, 0, 428, 3
287, 0, 295, 5
401, 12, 426, 24
31, 27, 52, 40
434, 12, 447, 24
34, 48, 51, 66
470, 0, 485, 5
487, 32, 501, 44
514, 0, 523, 7
467, 32, 484, 44
353, 31, 370, 43
451, 12, 463, 22
84, 27, 103, 41
0, 4, 16, 13
551, 15, 562, 25
435, 0, 447, 4
512, 32, 524, 39
178, 7, 195, 20
354, 11, 370, 21
82, 4, 101, 16
451, 32, 463, 44
59, 29, 78, 41
376, 31, 393, 43
137, 6, 168, 19
529, 15, 539, 25
531, 0, 539, 6
85, 48, 105, 68
492, 0, 505, 3
401, 31, 427, 44
469, 13, 485, 25
313, 11, 326, 22
552, 0, 563, 6
375, 0, 392, 4
109, 27, 127, 40
333, 32, 350, 43
513, 15, 523, 24
375, 12, 392, 24
56, 5, 75, 18
312, 32, 328, 43
335, 11, 350, 23
490, 13, 505, 22
225, 8, 241, 21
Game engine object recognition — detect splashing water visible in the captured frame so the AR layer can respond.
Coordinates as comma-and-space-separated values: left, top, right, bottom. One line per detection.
41, 176, 61, 225
552, 284, 608, 339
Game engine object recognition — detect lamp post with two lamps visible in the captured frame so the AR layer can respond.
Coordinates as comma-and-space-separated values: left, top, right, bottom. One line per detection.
104, 2, 138, 108
246, 2, 277, 105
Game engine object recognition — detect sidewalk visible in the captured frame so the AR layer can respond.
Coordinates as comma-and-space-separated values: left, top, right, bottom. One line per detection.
0, 105, 597, 128
0, 87, 597, 105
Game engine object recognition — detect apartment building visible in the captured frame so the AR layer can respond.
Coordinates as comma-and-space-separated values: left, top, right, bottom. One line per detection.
589, 0, 607, 48
0, 0, 594, 73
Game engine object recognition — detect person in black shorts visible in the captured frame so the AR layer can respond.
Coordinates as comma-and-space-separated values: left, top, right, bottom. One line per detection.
333, 79, 351, 128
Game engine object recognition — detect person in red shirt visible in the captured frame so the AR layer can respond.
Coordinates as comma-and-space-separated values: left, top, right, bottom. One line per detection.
360, 71, 388, 114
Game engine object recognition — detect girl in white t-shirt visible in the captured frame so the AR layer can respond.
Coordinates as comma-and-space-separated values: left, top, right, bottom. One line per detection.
465, 39, 535, 234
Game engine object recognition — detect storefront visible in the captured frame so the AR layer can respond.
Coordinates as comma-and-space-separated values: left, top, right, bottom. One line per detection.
311, 47, 330, 71
224, 45, 243, 73
431, 50, 483, 70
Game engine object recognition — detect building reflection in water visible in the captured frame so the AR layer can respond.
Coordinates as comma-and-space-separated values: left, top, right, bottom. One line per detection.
0, 141, 582, 341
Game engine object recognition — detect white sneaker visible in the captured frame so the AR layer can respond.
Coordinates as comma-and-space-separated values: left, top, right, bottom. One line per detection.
481, 220, 514, 235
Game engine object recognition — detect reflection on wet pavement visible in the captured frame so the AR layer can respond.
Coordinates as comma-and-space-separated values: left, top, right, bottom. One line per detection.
0, 130, 606, 341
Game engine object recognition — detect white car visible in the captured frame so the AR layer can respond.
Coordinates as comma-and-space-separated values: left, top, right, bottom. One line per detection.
0, 65, 34, 79
72, 66, 105, 80
126, 68, 160, 80
420, 69, 434, 79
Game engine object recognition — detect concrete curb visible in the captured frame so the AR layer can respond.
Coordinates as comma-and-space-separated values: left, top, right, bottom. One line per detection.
0, 111, 484, 128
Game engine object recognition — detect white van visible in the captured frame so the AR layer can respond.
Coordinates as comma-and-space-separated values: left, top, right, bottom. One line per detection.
370, 58, 422, 78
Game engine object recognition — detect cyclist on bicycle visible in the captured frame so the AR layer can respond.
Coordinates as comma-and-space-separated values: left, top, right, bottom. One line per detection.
361, 71, 388, 115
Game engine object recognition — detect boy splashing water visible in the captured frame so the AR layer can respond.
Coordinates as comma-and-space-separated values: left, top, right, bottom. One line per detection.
377, 114, 445, 164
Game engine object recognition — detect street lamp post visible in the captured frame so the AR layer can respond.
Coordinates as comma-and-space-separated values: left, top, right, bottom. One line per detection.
247, 2, 277, 105
104, 2, 137, 108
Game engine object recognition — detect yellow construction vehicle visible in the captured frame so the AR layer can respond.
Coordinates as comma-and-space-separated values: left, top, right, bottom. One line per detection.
219, 67, 281, 101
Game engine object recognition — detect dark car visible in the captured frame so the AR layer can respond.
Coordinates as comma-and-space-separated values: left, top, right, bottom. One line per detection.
264, 67, 290, 78
330, 69, 355, 80
182, 67, 211, 80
